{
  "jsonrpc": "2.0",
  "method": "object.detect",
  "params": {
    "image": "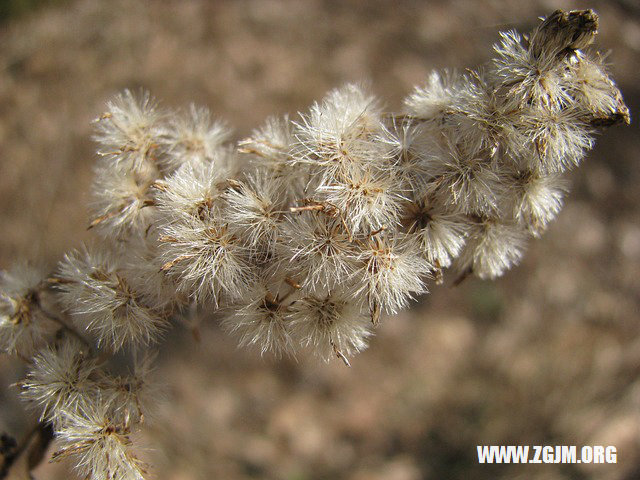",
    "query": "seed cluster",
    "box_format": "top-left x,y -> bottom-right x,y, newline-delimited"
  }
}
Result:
0,10 -> 628,480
